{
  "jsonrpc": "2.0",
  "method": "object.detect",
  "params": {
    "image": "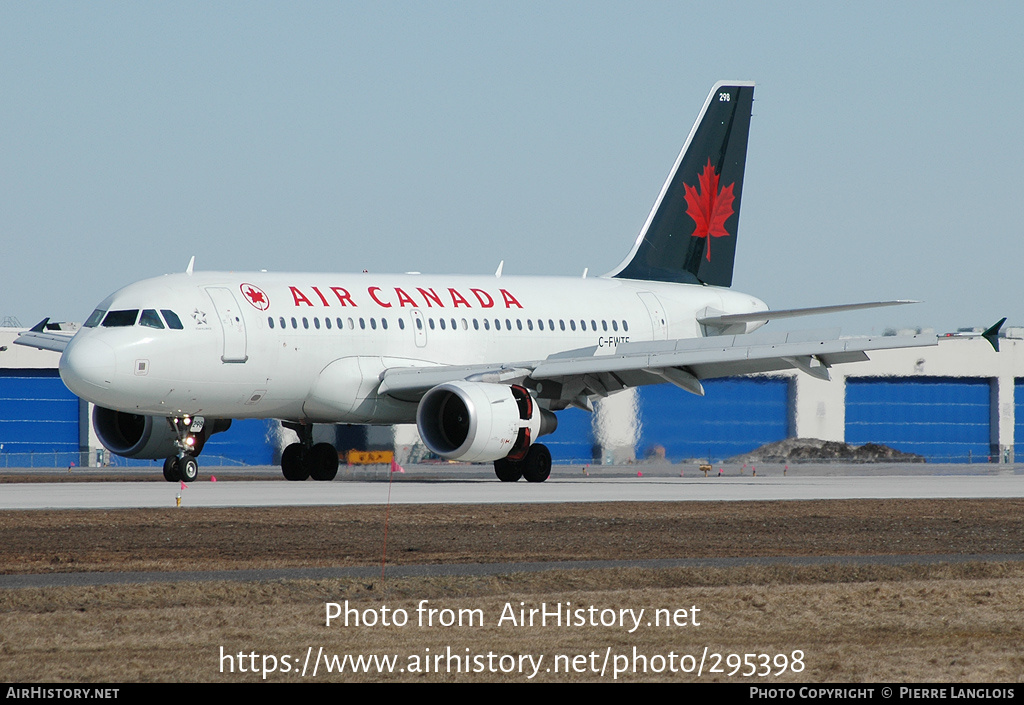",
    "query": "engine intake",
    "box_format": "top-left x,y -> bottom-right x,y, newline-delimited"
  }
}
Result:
416,381 -> 556,463
92,406 -> 231,459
